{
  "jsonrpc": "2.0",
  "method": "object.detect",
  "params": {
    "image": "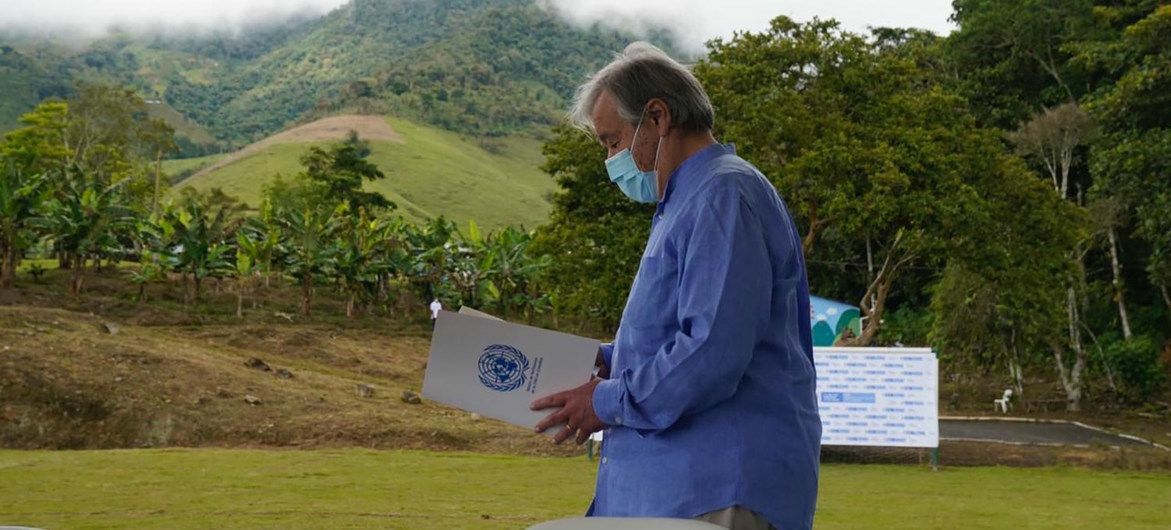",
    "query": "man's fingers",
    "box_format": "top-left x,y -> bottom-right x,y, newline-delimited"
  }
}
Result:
533,410 -> 567,433
530,392 -> 567,411
552,425 -> 577,445
575,429 -> 590,445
